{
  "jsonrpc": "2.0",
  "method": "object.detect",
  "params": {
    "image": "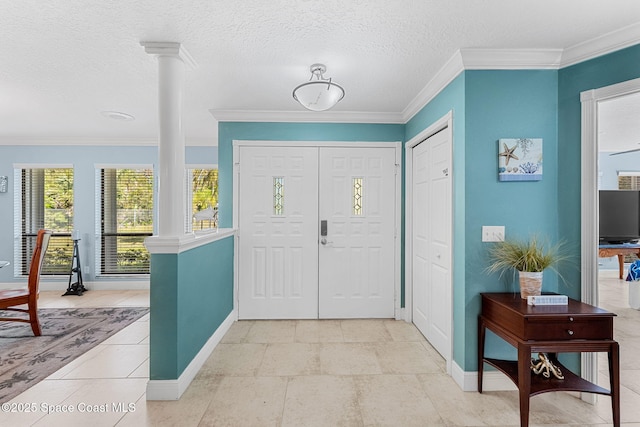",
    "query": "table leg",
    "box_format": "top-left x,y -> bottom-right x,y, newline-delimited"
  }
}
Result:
609,342 -> 620,427
478,316 -> 486,393
618,254 -> 624,280
517,343 -> 531,427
